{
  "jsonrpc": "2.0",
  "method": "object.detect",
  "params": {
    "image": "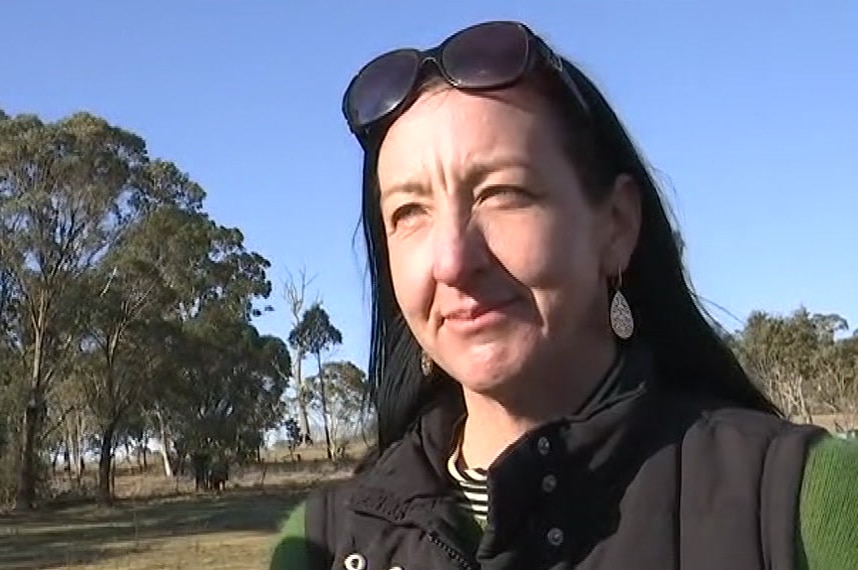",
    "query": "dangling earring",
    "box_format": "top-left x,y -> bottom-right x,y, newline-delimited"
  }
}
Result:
420,350 -> 434,377
610,270 -> 634,340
